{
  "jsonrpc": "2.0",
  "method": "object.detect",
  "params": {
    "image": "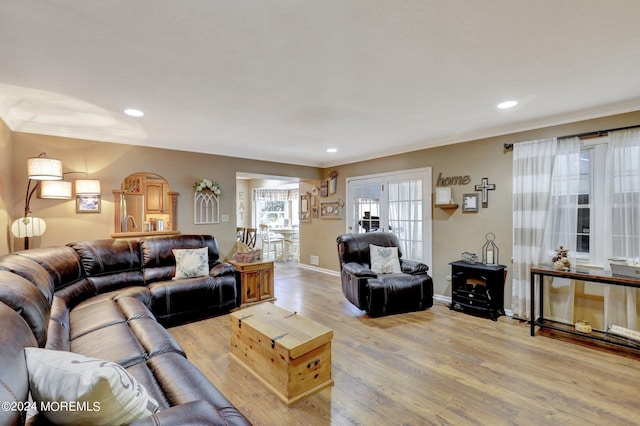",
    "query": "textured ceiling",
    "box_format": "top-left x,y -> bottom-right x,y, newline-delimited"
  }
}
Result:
1,1 -> 640,167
